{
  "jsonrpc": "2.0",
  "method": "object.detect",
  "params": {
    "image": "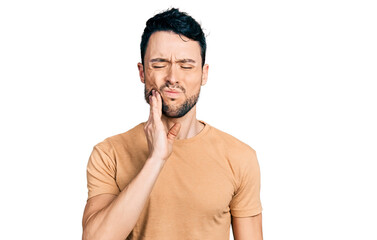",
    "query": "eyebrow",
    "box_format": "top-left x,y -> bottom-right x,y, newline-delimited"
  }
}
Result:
150,58 -> 169,63
149,58 -> 196,64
